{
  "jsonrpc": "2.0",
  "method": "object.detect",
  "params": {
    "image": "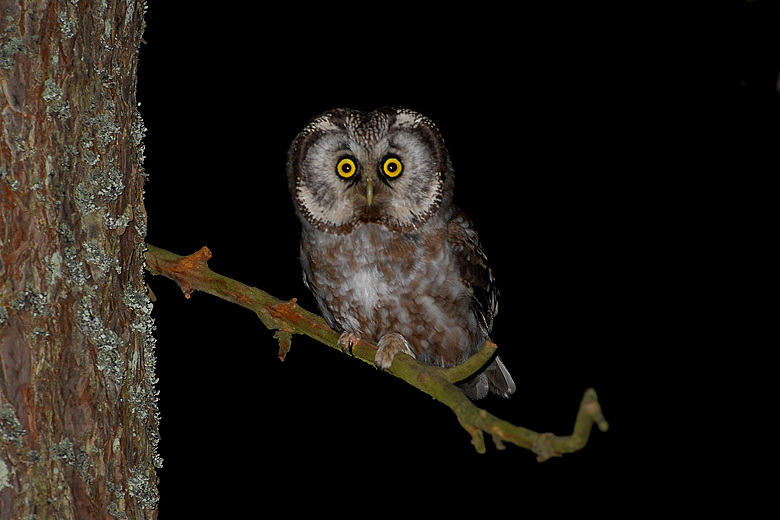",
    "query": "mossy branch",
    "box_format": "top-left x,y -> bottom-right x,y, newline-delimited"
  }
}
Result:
144,244 -> 608,460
